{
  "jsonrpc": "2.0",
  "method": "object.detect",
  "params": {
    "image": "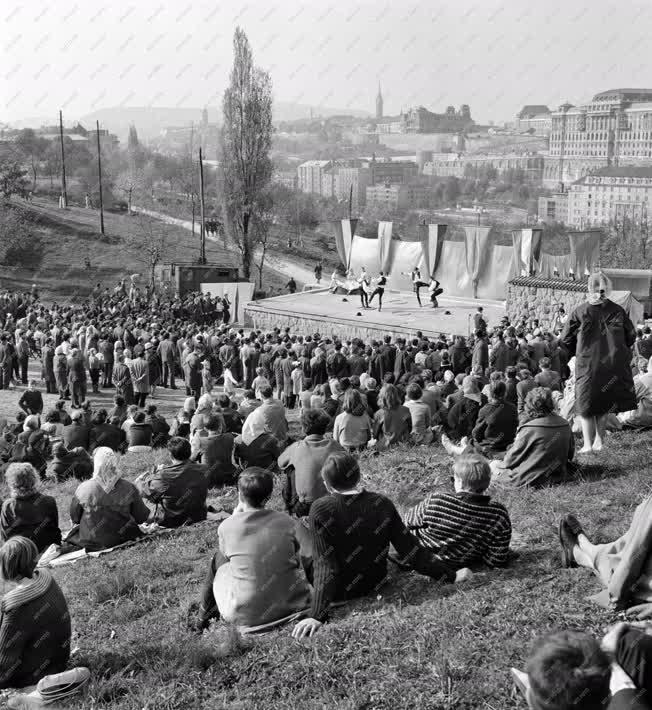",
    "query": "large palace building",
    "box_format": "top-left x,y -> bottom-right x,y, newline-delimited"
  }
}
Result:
543,88 -> 652,188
